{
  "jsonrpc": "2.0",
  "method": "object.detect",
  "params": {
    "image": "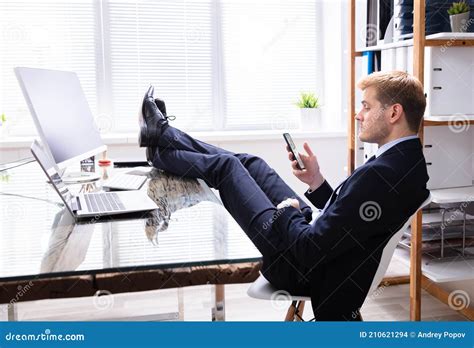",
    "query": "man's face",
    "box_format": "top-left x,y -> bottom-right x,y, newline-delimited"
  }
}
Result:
356,86 -> 390,144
